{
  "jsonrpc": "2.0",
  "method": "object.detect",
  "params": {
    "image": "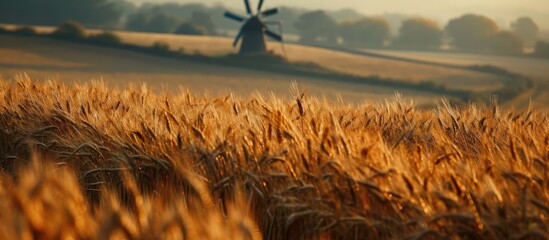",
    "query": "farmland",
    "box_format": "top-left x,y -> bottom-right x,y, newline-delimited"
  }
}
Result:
363,49 -> 549,106
113,31 -> 505,92
0,34 -> 443,105
0,20 -> 548,240
0,79 -> 548,239
365,49 -> 549,81
1,24 -> 509,96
